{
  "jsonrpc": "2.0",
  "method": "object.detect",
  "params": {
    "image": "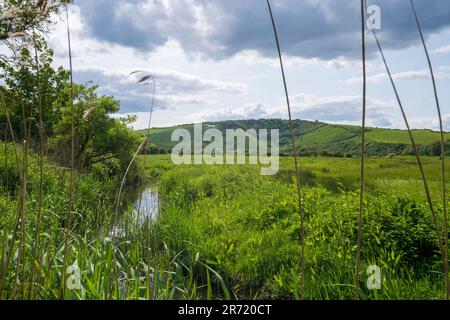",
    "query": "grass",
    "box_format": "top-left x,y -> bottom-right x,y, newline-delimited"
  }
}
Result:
0,145 -> 197,299
1,0 -> 449,301
1,148 -> 449,299
136,120 -> 450,156
140,154 -> 449,299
